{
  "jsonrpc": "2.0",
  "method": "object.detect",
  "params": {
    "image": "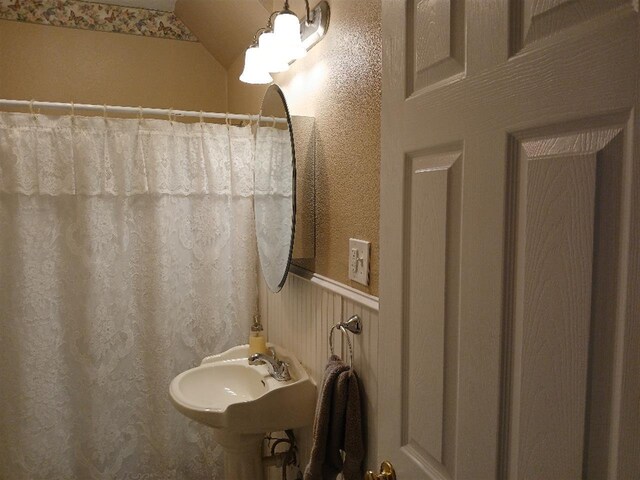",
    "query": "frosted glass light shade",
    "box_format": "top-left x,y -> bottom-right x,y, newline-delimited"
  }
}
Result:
258,32 -> 290,73
239,46 -> 273,85
274,11 -> 306,62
